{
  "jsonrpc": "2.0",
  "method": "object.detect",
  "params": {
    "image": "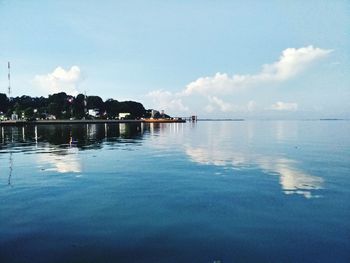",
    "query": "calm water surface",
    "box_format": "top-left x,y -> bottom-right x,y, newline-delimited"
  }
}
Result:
0,121 -> 349,262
